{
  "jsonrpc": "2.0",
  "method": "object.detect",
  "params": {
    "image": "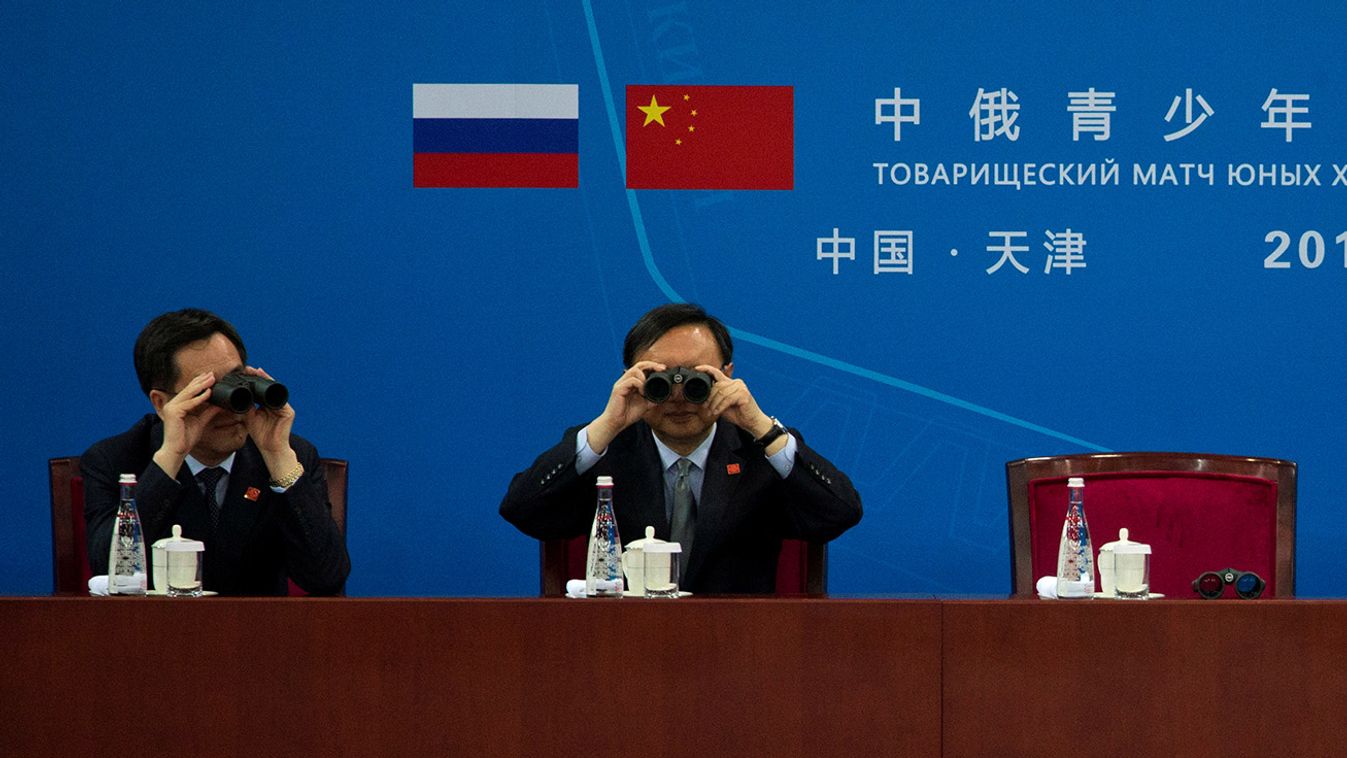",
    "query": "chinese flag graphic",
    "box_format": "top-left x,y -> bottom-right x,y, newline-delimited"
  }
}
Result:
625,85 -> 793,190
